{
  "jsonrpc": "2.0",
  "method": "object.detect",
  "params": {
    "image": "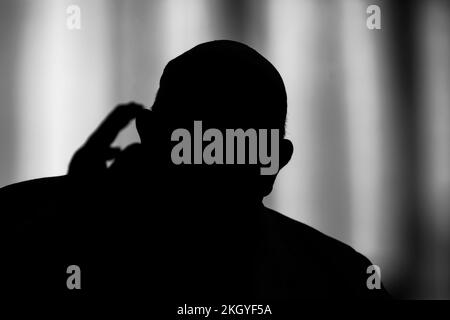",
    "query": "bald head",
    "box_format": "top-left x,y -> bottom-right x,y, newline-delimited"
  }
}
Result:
152,40 -> 287,136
